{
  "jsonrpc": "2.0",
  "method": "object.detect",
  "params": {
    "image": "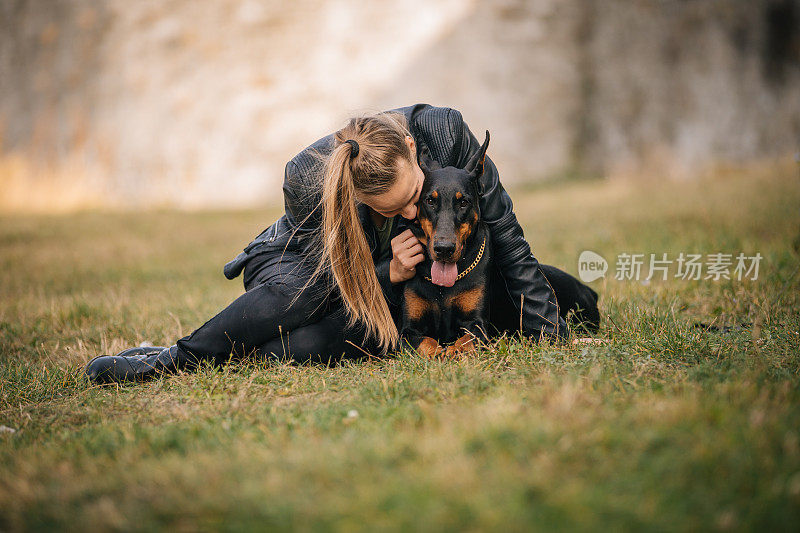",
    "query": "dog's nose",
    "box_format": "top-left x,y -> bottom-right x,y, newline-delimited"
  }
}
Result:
433,241 -> 456,258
